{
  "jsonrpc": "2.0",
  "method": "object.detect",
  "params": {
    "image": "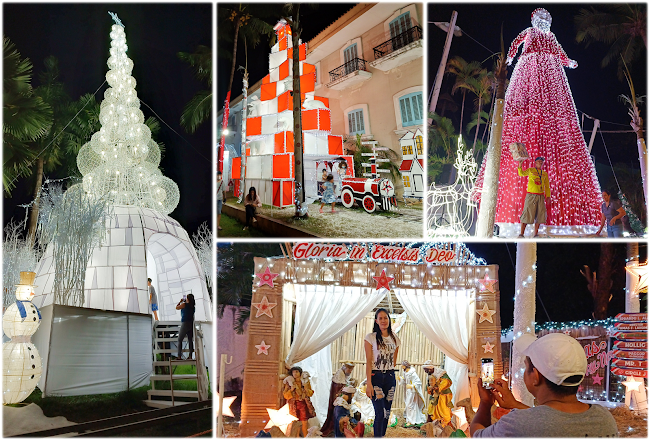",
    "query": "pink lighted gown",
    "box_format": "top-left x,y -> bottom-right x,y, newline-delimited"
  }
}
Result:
474,26 -> 602,229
